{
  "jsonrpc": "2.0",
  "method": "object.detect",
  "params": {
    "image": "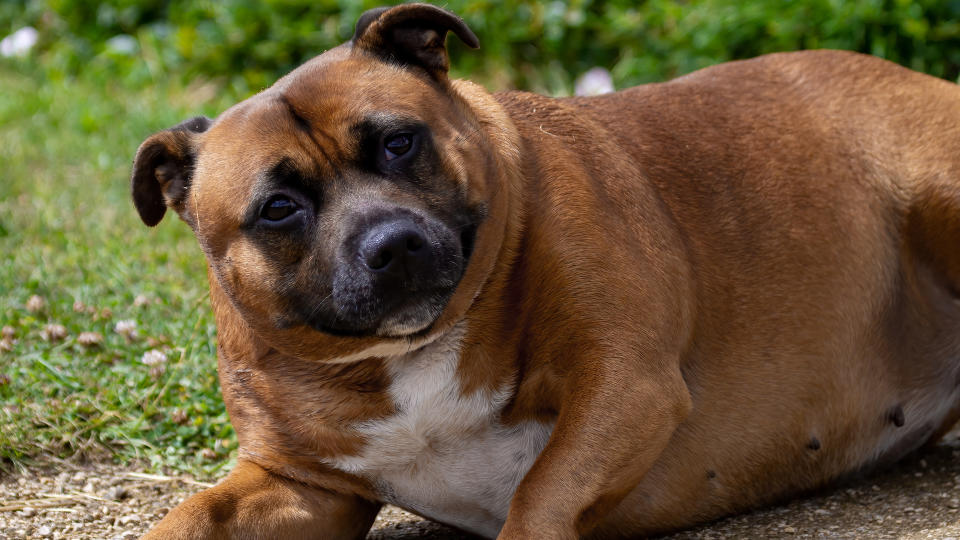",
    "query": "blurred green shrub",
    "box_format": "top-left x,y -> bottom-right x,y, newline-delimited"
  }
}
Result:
3,0 -> 960,94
